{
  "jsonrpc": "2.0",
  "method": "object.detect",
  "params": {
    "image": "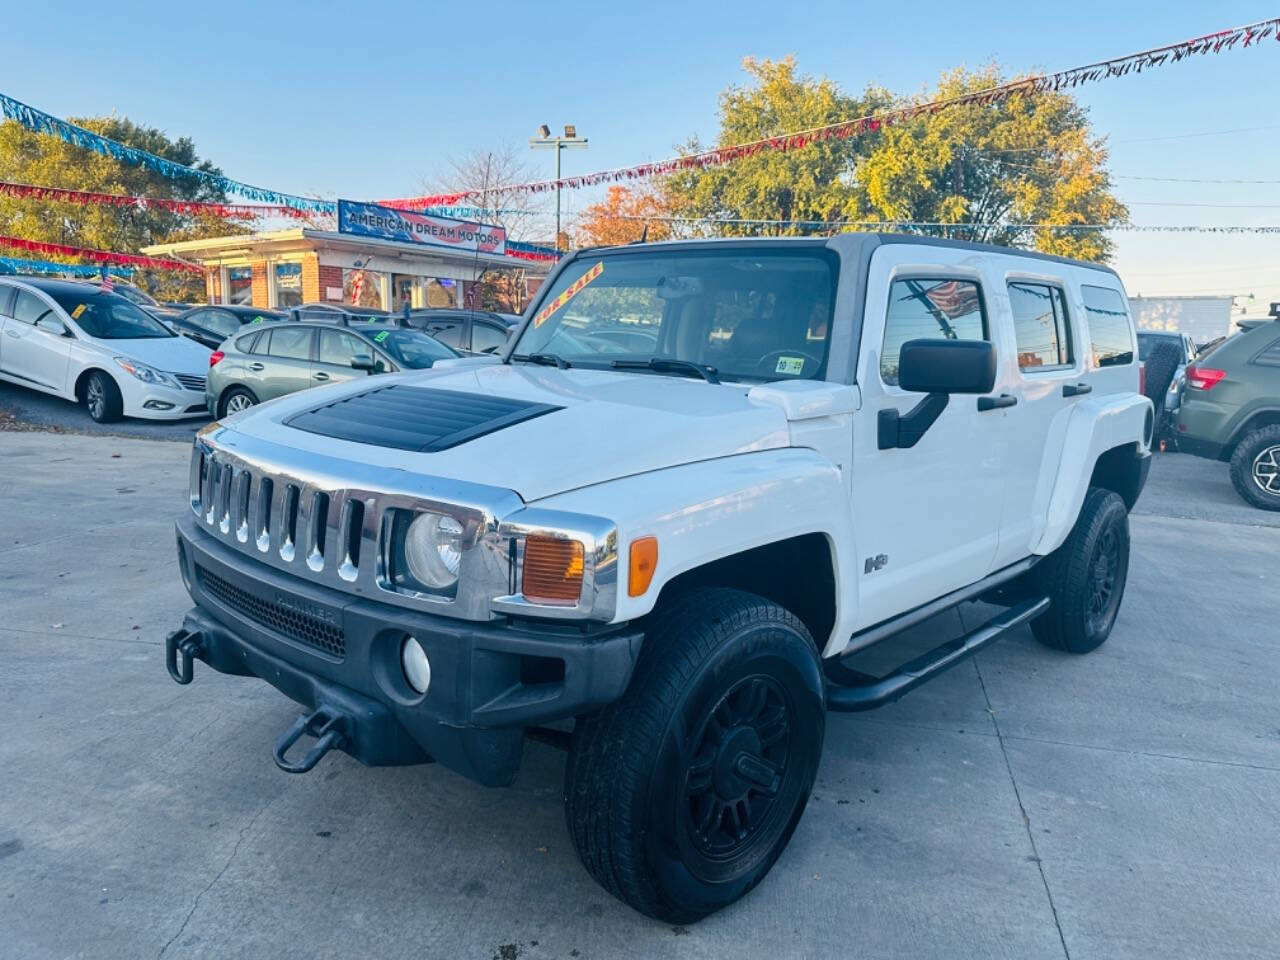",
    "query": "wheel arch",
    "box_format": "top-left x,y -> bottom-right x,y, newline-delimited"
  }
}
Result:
217,382 -> 258,416
1224,407 -> 1280,459
73,365 -> 117,402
